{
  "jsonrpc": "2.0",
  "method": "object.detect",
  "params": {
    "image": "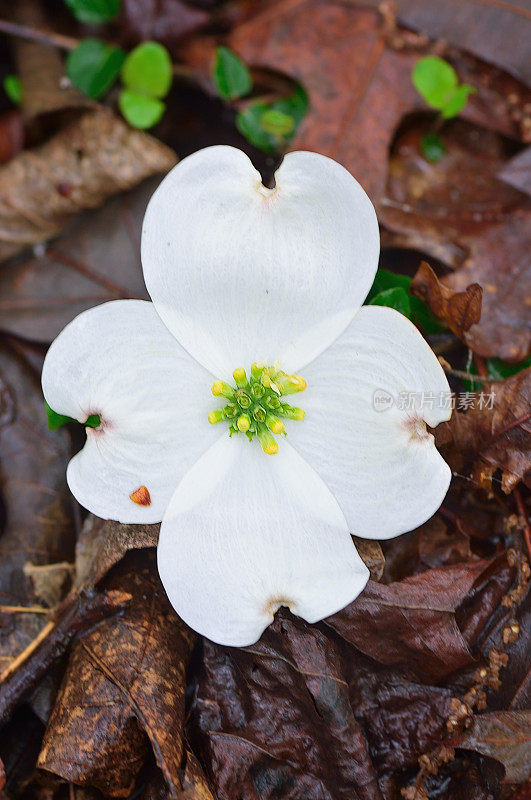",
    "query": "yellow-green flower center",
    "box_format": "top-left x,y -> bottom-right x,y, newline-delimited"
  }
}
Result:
208,362 -> 306,454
